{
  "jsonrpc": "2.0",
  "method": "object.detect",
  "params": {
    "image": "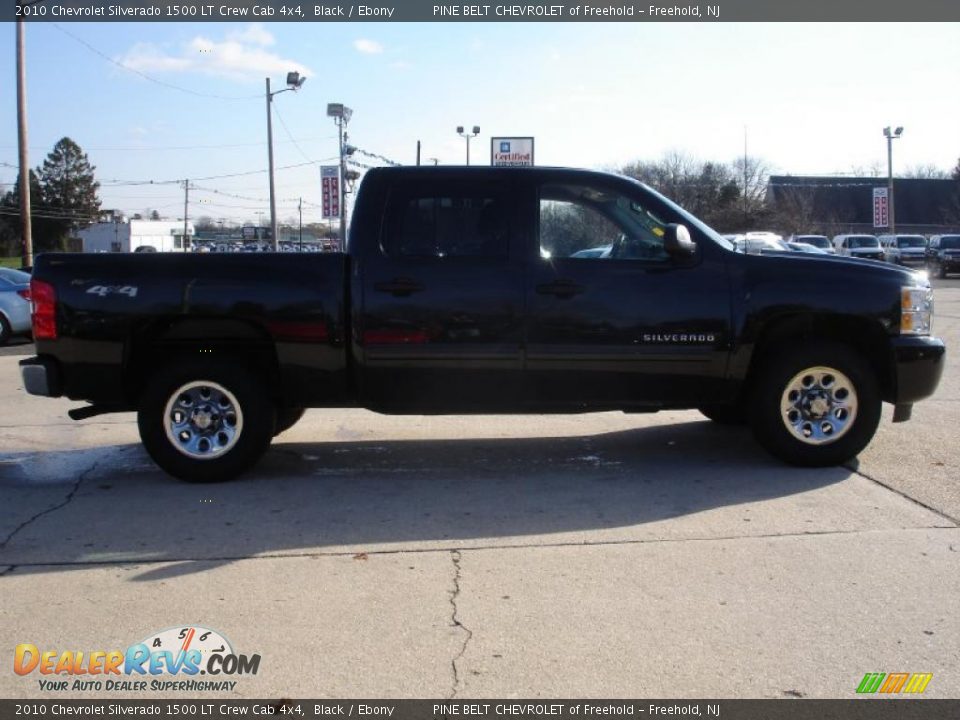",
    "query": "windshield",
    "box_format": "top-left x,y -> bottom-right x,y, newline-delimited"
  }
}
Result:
849,236 -> 879,248
897,236 -> 926,248
799,236 -> 830,248
941,236 -> 960,249
0,267 -> 30,284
